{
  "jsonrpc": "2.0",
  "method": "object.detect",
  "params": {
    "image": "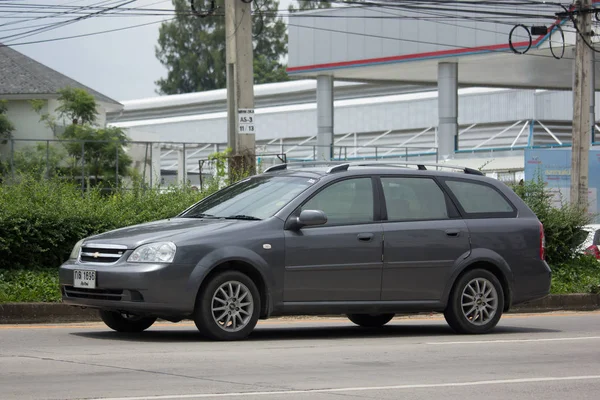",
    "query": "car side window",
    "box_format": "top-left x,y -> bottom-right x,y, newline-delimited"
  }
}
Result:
381,177 -> 449,221
444,179 -> 515,215
301,178 -> 374,225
